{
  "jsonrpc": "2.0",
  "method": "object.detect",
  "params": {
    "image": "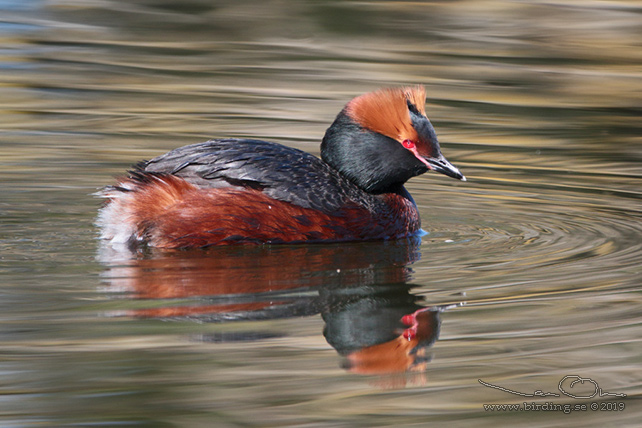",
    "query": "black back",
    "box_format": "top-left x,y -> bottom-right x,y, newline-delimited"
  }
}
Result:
139,139 -> 373,213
